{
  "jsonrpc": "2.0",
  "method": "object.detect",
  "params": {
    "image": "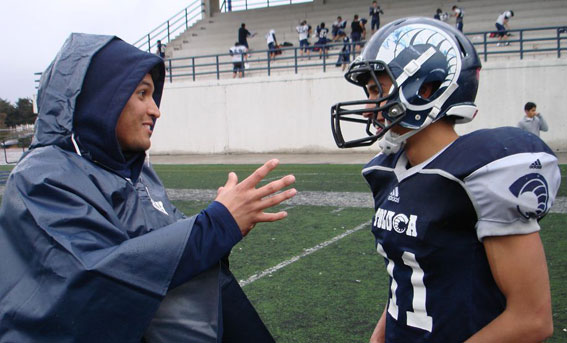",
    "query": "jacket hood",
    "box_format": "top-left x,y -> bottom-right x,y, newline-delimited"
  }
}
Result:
32,33 -> 165,180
